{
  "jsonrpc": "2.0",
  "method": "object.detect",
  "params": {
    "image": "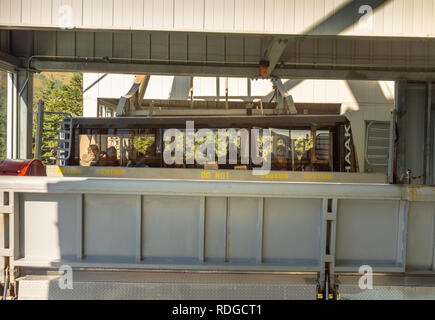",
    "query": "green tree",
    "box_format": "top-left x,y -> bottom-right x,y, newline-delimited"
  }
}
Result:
133,136 -> 155,154
34,73 -> 83,163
